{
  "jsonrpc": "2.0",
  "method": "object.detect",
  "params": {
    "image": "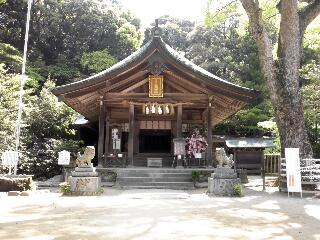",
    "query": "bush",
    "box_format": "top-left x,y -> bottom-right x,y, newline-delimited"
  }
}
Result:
191,170 -> 201,183
96,187 -> 104,195
59,182 -> 71,195
18,80 -> 82,180
233,183 -> 243,197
